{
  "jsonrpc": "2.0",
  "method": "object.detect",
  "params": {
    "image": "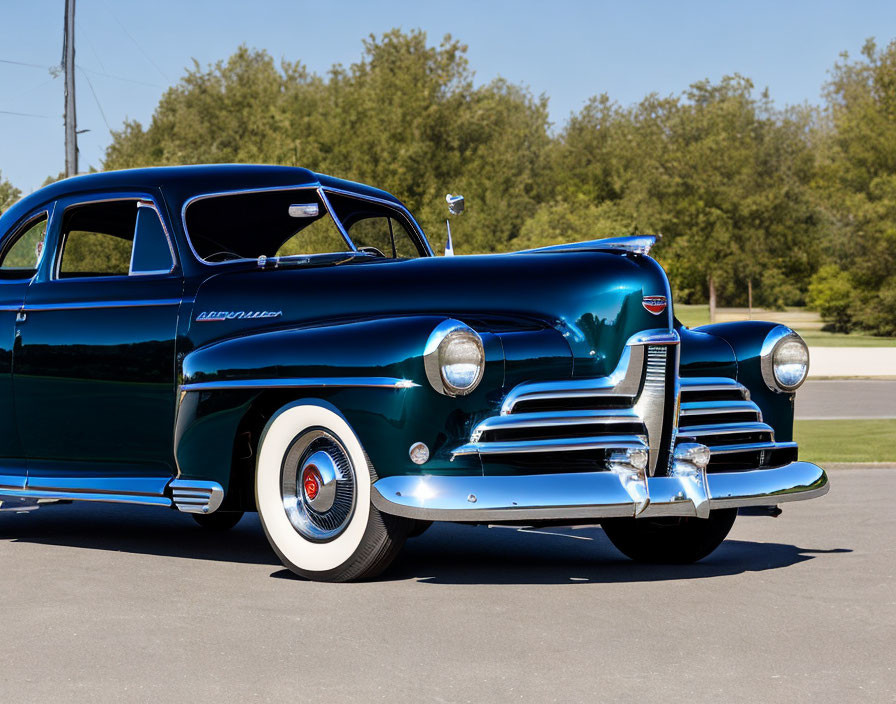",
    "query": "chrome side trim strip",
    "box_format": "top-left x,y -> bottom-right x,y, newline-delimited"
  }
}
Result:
452,435 -> 648,457
170,479 -> 224,514
25,298 -> 181,312
0,474 -> 27,491
180,376 -> 419,392
0,486 -> 172,507
370,461 -> 829,522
